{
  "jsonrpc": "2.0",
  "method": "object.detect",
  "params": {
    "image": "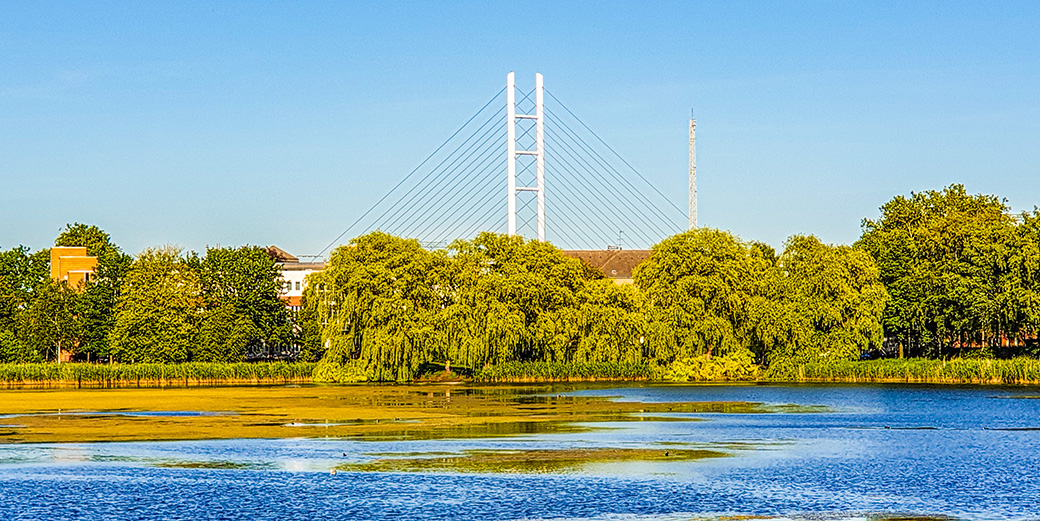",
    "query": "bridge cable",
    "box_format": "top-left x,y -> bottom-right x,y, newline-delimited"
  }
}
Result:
540,145 -> 642,245
379,88 -> 537,244
384,116 -> 505,236
546,89 -> 687,217
315,87 -> 505,257
408,111 -> 539,242
375,103 -> 506,235
545,122 -> 677,240
545,107 -> 680,230
544,140 -> 662,245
